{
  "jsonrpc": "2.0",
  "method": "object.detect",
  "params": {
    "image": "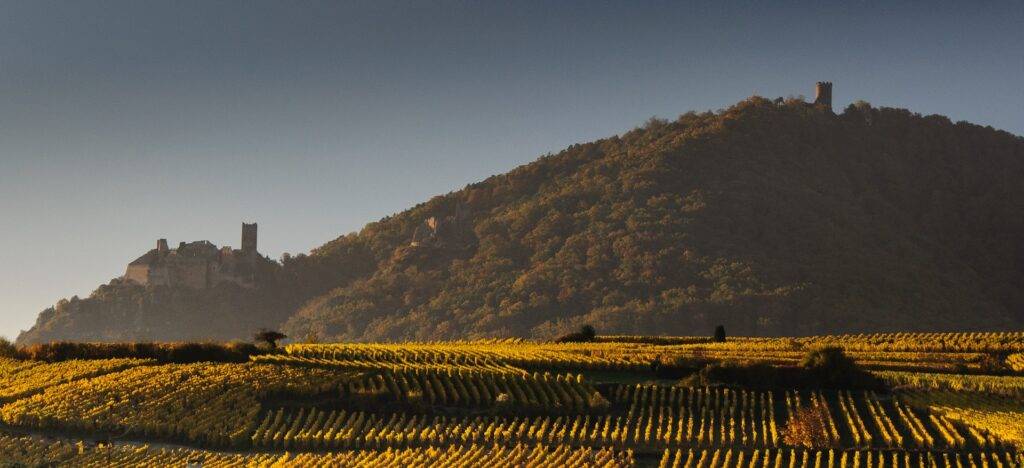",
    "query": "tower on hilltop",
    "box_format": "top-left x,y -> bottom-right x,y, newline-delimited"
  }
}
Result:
241,223 -> 258,255
813,81 -> 833,110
